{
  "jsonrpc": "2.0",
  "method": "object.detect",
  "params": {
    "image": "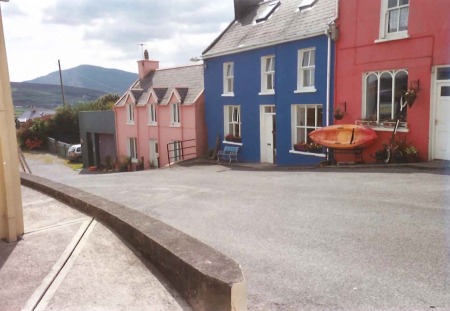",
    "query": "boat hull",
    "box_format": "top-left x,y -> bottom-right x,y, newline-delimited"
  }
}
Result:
308,125 -> 377,149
